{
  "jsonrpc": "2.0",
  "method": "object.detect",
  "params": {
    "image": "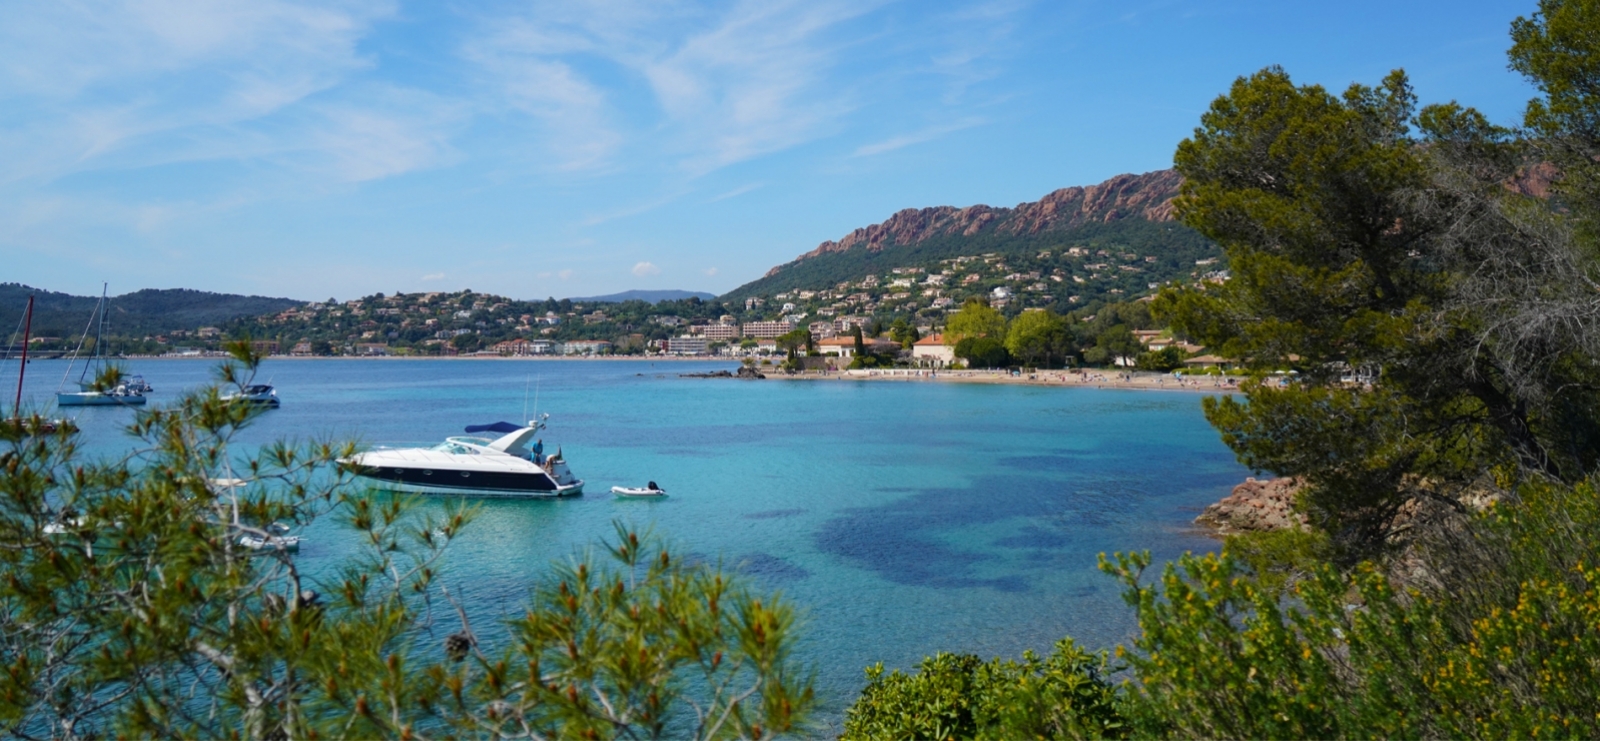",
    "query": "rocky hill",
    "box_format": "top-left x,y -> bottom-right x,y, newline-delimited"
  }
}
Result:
723,170 -> 1206,301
